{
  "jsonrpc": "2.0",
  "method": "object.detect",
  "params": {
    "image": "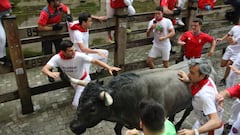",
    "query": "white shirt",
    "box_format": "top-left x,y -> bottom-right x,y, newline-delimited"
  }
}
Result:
192,78 -> 224,135
192,78 -> 222,123
68,20 -> 89,52
47,52 -> 93,79
147,17 -> 174,48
